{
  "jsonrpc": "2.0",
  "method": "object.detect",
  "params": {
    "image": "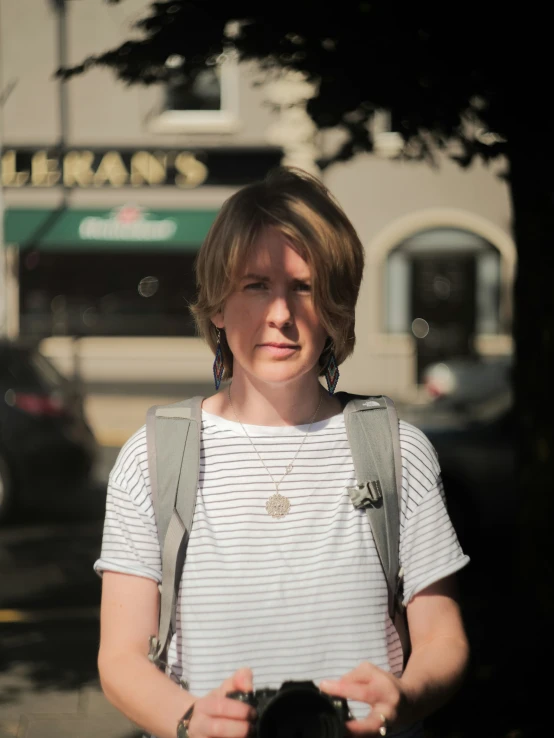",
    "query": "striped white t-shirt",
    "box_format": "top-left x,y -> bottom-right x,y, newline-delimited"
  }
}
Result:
95,410 -> 469,737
